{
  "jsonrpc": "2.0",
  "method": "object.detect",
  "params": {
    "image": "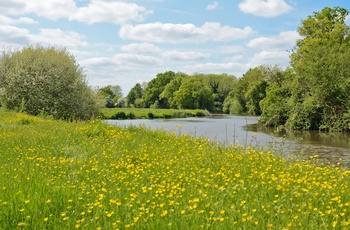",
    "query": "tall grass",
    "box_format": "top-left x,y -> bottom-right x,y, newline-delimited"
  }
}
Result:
0,111 -> 349,229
